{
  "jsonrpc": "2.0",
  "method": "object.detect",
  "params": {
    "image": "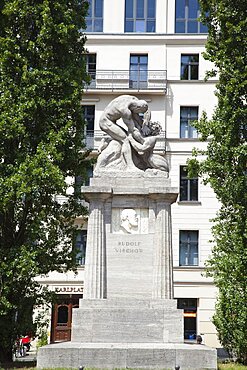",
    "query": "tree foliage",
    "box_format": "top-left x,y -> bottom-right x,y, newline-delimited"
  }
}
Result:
190,0 -> 247,363
0,0 -> 89,362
